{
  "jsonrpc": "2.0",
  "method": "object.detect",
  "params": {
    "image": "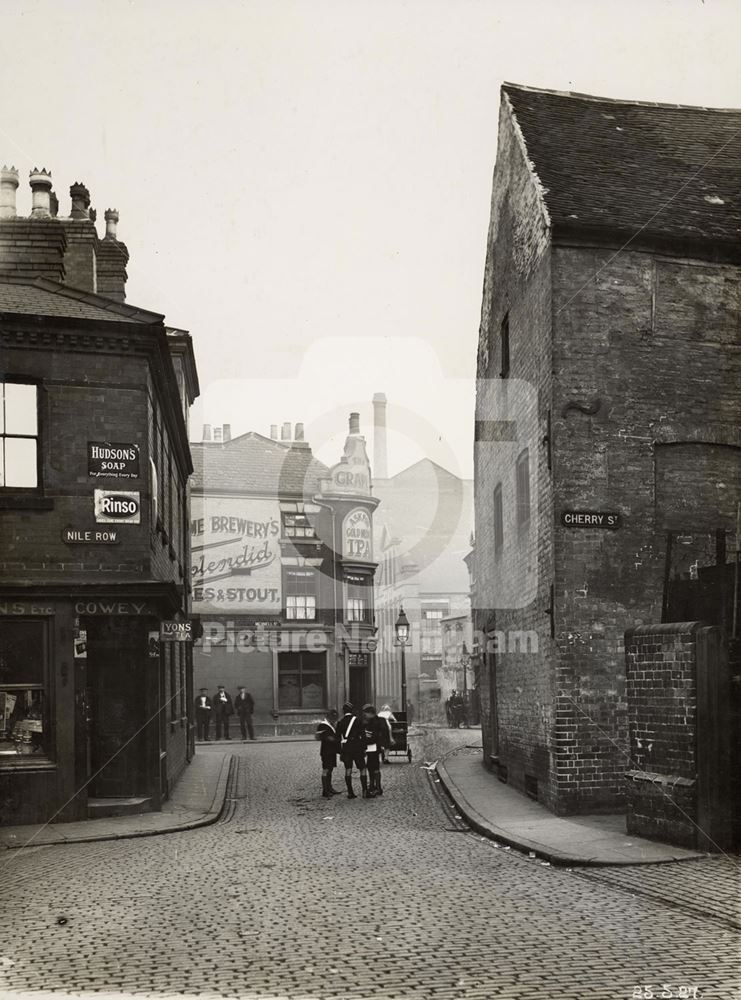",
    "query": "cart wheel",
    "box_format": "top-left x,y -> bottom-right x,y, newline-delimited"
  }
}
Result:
407,749 -> 412,762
